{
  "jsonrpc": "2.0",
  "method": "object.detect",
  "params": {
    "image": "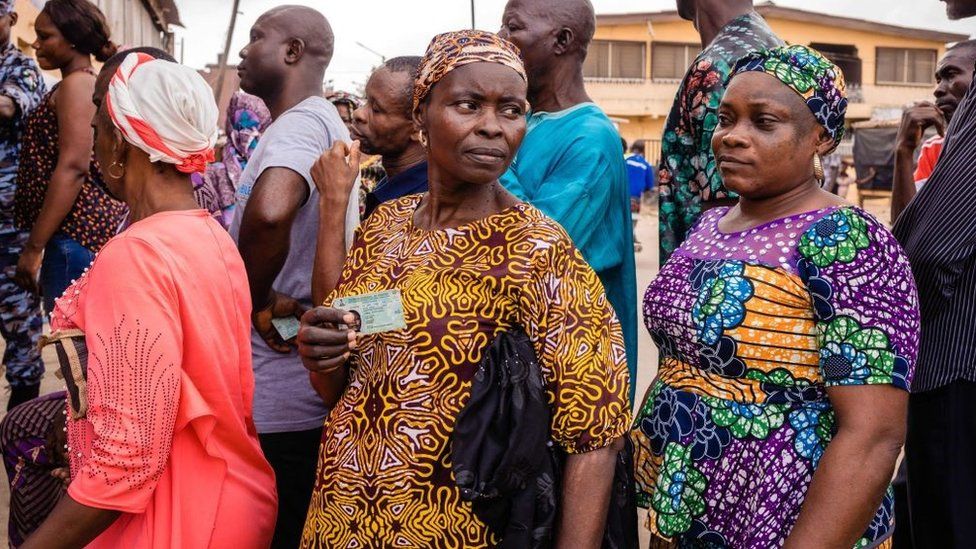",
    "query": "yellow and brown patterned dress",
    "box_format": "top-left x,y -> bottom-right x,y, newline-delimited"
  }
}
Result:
301,194 -> 631,548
